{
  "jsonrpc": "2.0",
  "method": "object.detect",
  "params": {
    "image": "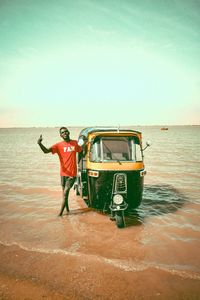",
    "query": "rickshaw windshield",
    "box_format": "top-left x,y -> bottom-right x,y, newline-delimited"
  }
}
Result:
90,136 -> 142,162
